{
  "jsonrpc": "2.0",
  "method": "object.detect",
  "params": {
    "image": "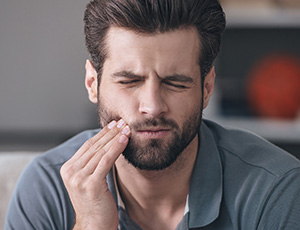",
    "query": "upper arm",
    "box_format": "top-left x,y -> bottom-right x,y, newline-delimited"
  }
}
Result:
257,168 -> 300,230
5,159 -> 74,230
